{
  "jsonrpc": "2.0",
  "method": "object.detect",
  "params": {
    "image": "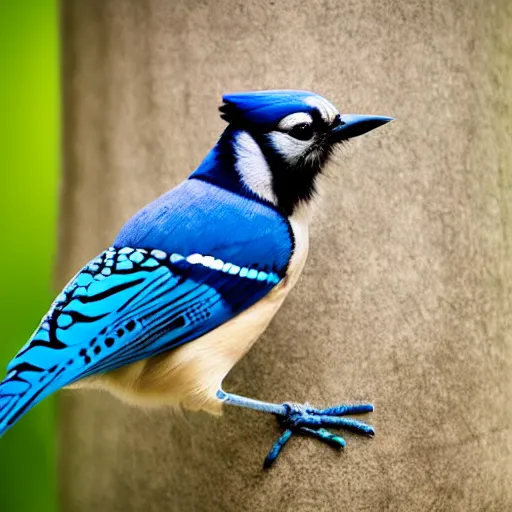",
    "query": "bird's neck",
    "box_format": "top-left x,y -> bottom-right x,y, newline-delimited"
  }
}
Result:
189,127 -> 321,217
188,128 -> 276,207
